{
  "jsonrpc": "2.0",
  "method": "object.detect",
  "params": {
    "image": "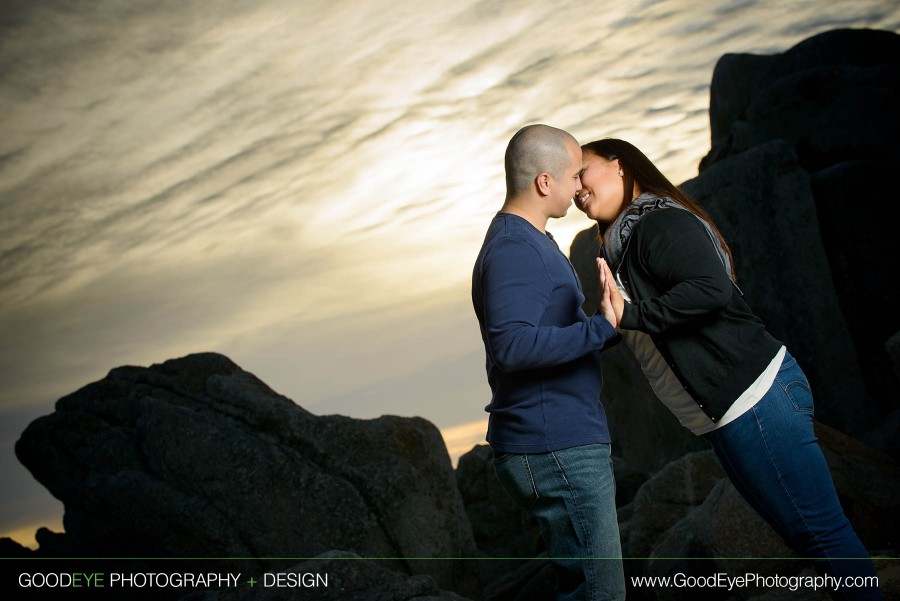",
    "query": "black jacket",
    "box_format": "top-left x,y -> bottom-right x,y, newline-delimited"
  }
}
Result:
616,208 -> 782,421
